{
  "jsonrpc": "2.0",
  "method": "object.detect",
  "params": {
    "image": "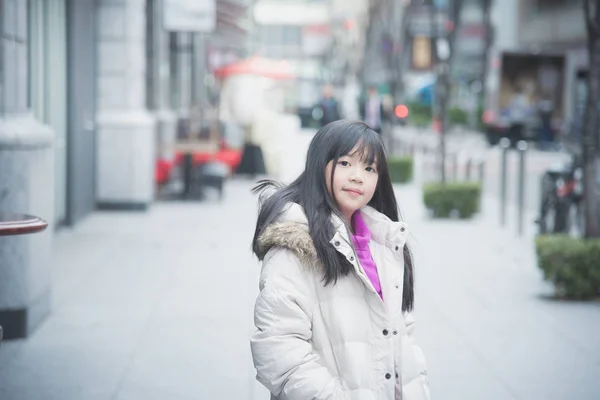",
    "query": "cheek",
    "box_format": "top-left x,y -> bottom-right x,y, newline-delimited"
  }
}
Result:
365,176 -> 379,198
333,172 -> 347,191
